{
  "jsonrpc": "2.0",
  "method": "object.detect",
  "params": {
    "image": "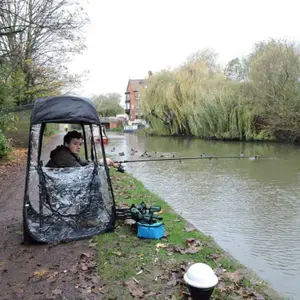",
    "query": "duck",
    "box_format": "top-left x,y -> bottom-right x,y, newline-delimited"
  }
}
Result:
119,152 -> 125,156
200,153 -> 205,157
141,150 -> 148,157
239,152 -> 244,157
248,156 -> 257,161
